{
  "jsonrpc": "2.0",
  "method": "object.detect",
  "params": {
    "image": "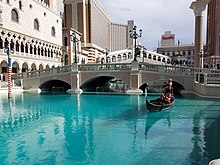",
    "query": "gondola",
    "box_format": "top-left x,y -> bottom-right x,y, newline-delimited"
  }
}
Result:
146,98 -> 175,112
